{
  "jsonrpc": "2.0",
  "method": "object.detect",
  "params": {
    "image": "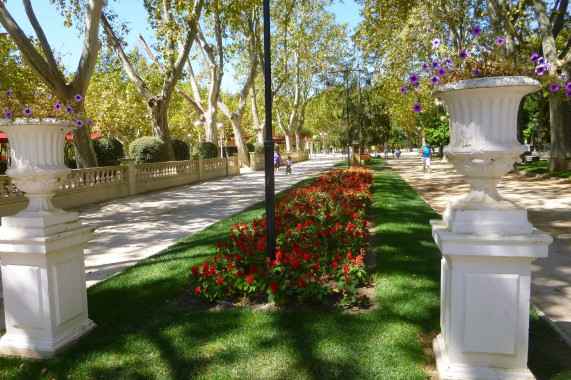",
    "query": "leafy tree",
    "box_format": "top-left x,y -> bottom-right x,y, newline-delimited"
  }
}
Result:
0,0 -> 103,167
85,48 -> 152,151
100,0 -> 205,161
